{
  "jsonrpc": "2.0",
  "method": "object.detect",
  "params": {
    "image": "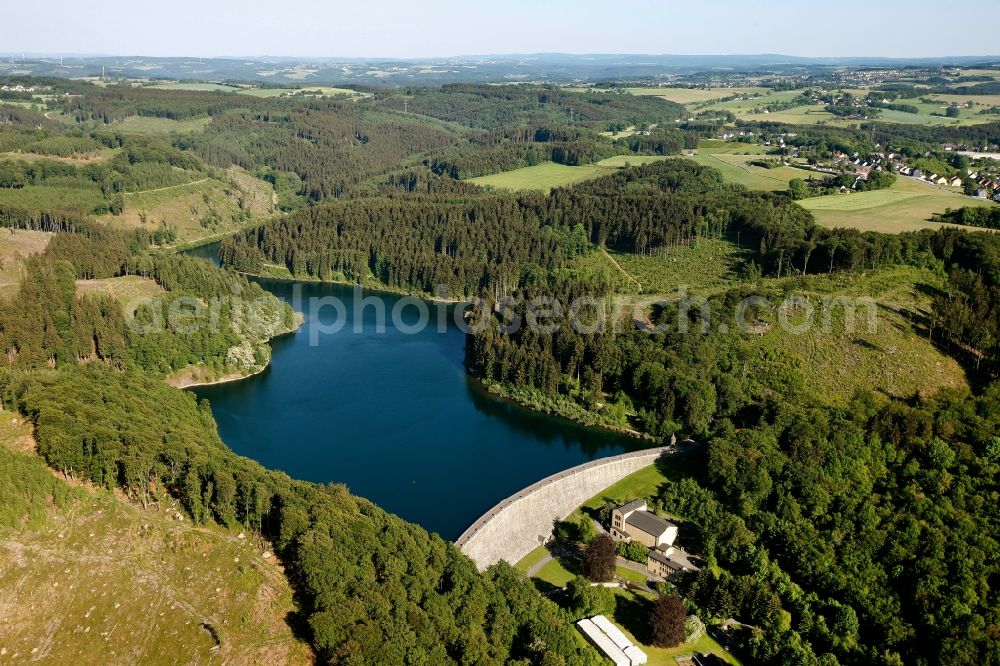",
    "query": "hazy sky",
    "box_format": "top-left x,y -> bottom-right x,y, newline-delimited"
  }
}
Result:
4,0 -> 998,59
